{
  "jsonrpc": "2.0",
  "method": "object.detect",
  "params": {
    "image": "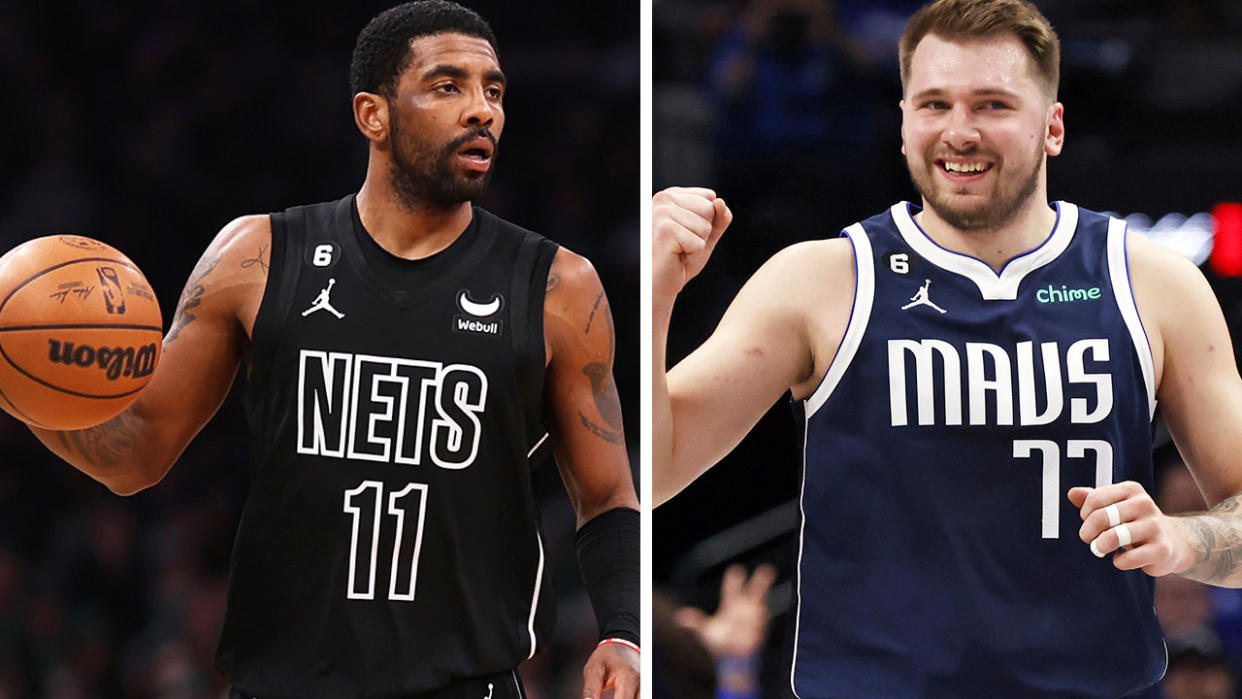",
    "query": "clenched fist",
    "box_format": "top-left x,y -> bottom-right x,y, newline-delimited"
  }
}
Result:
652,187 -> 732,311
